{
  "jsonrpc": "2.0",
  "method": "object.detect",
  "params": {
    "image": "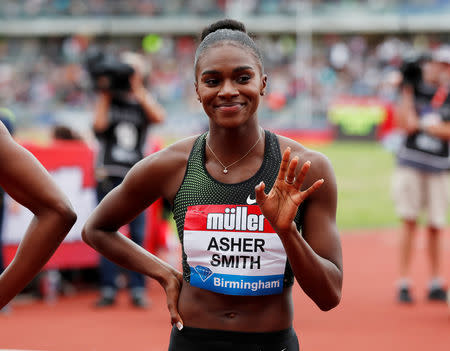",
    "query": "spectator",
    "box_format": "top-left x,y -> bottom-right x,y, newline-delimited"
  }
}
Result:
392,47 -> 450,303
91,51 -> 166,308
